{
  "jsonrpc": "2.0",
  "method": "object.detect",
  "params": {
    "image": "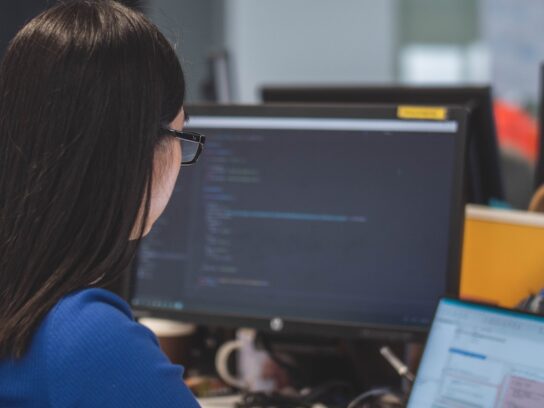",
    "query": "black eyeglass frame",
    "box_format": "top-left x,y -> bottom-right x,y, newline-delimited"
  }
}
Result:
159,128 -> 206,166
